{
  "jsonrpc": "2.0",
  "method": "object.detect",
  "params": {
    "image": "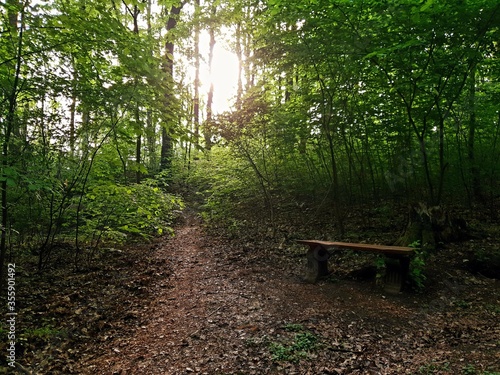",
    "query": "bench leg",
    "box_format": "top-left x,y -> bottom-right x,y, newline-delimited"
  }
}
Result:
384,256 -> 410,293
305,246 -> 330,283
